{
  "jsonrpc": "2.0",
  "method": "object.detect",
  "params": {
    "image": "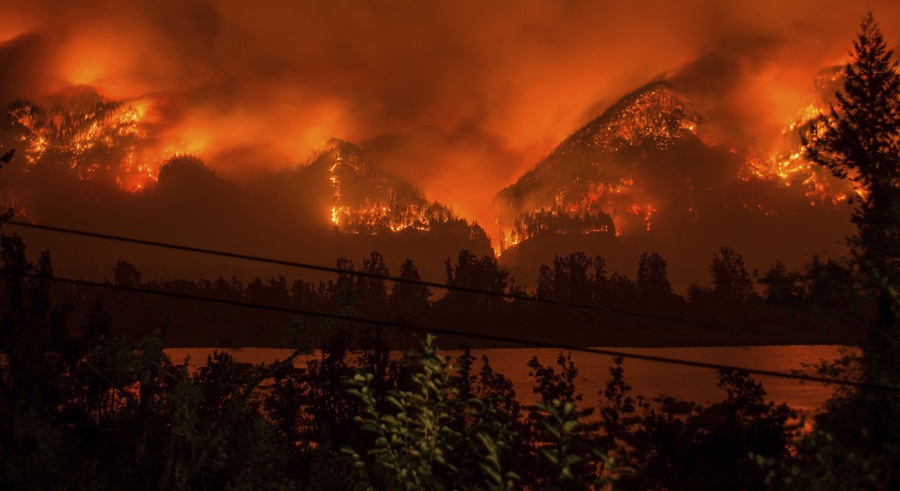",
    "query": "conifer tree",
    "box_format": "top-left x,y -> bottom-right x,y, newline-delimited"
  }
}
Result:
804,12 -> 900,328
636,252 -> 673,304
793,16 -> 900,487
